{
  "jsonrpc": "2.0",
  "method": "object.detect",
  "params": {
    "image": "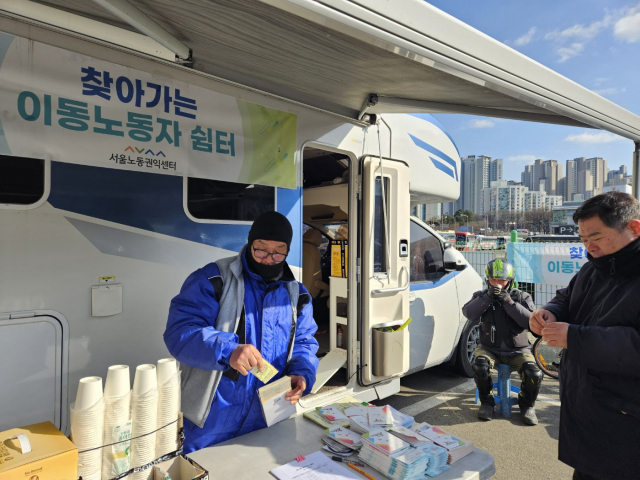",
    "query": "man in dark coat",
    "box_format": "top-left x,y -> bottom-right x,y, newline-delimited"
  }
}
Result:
530,191 -> 640,480
462,259 -> 540,425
